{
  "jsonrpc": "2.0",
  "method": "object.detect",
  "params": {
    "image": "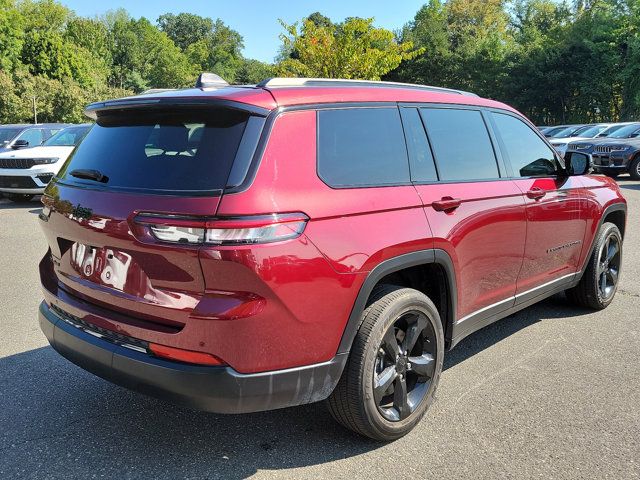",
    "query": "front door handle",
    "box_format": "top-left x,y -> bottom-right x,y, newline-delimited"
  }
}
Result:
432,197 -> 462,212
526,187 -> 546,200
